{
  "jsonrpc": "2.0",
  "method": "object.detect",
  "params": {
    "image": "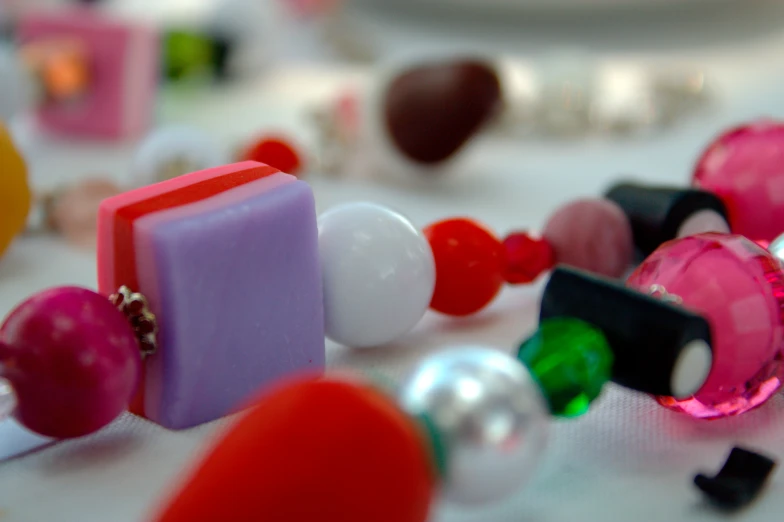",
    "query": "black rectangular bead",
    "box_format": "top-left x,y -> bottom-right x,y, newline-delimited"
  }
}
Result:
605,182 -> 728,258
540,265 -> 713,396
